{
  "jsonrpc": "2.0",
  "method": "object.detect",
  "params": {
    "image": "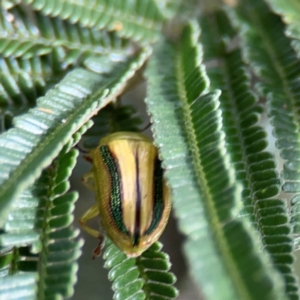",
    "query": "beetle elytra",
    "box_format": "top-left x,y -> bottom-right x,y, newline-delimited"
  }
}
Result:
79,132 -> 171,257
